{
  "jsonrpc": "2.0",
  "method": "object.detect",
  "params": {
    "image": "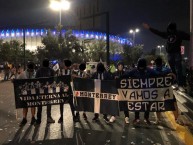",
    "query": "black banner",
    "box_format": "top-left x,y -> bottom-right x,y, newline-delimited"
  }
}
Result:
13,76 -> 72,108
117,76 -> 175,112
